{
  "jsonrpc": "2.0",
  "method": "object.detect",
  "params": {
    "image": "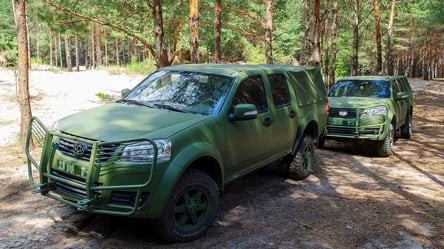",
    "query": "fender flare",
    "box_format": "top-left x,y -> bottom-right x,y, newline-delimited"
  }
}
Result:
145,142 -> 224,217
